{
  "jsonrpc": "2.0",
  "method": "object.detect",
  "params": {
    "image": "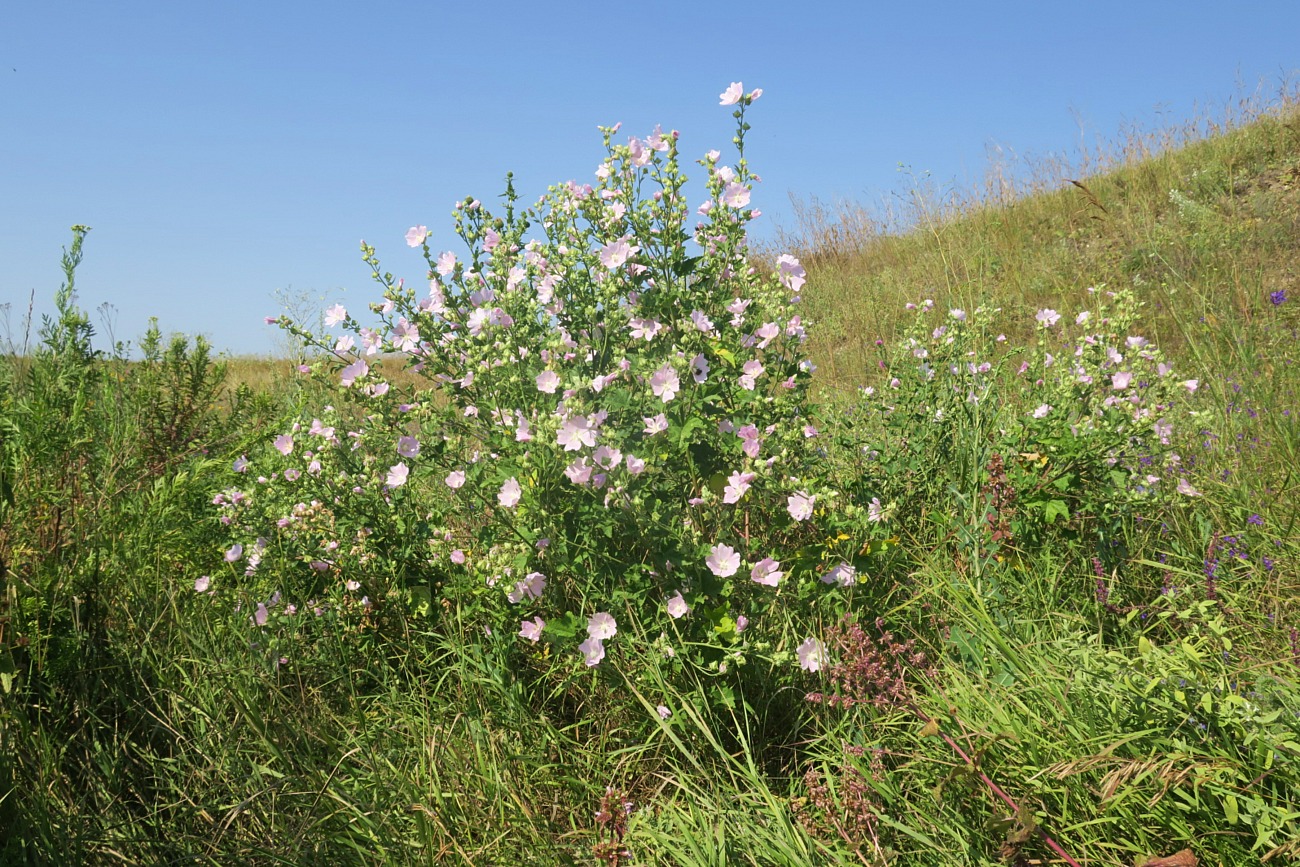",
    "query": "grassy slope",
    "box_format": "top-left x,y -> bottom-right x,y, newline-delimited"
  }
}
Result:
2,99 -> 1299,866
